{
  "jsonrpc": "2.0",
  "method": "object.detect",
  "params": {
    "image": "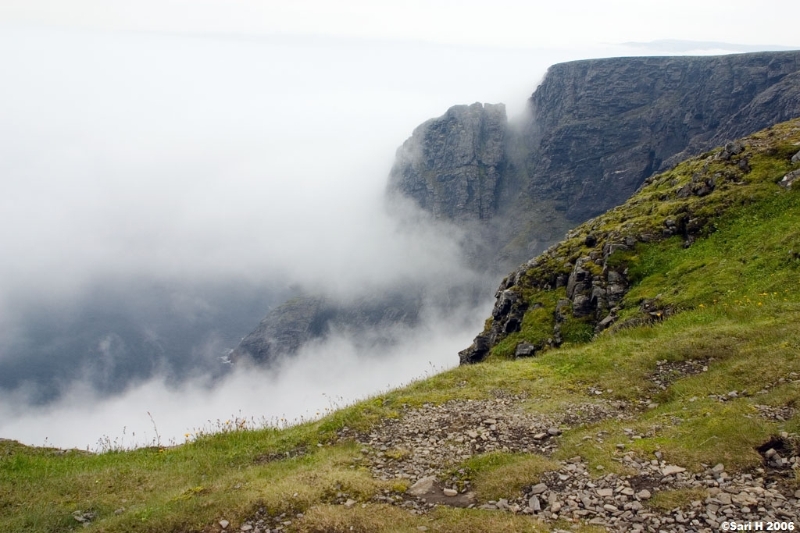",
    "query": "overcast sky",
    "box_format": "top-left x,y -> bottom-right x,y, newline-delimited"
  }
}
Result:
2,0 -> 799,48
1,1 -> 798,449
